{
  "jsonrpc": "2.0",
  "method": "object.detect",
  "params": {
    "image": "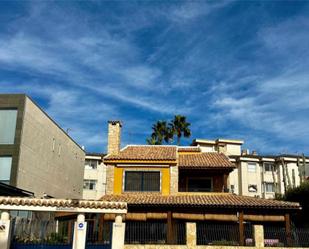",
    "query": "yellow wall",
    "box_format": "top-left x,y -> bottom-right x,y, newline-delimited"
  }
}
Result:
113,166 -> 170,195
